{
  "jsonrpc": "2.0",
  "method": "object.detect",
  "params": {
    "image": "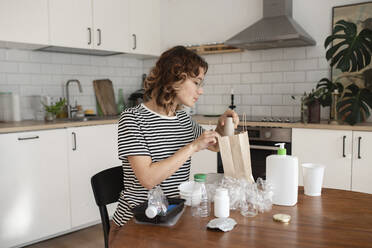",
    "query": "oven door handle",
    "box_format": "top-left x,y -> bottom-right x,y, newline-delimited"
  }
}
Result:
250,145 -> 280,151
